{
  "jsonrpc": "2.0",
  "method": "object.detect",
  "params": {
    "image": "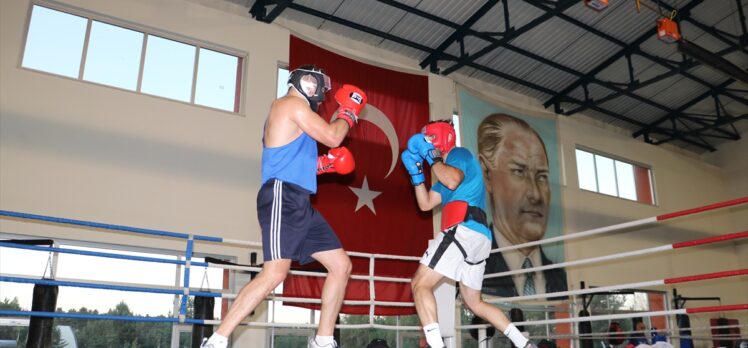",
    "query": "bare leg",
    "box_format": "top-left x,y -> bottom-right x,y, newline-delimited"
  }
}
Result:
215,259 -> 291,336
459,283 -> 511,331
410,265 -> 446,325
460,283 -> 529,348
310,248 -> 352,336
